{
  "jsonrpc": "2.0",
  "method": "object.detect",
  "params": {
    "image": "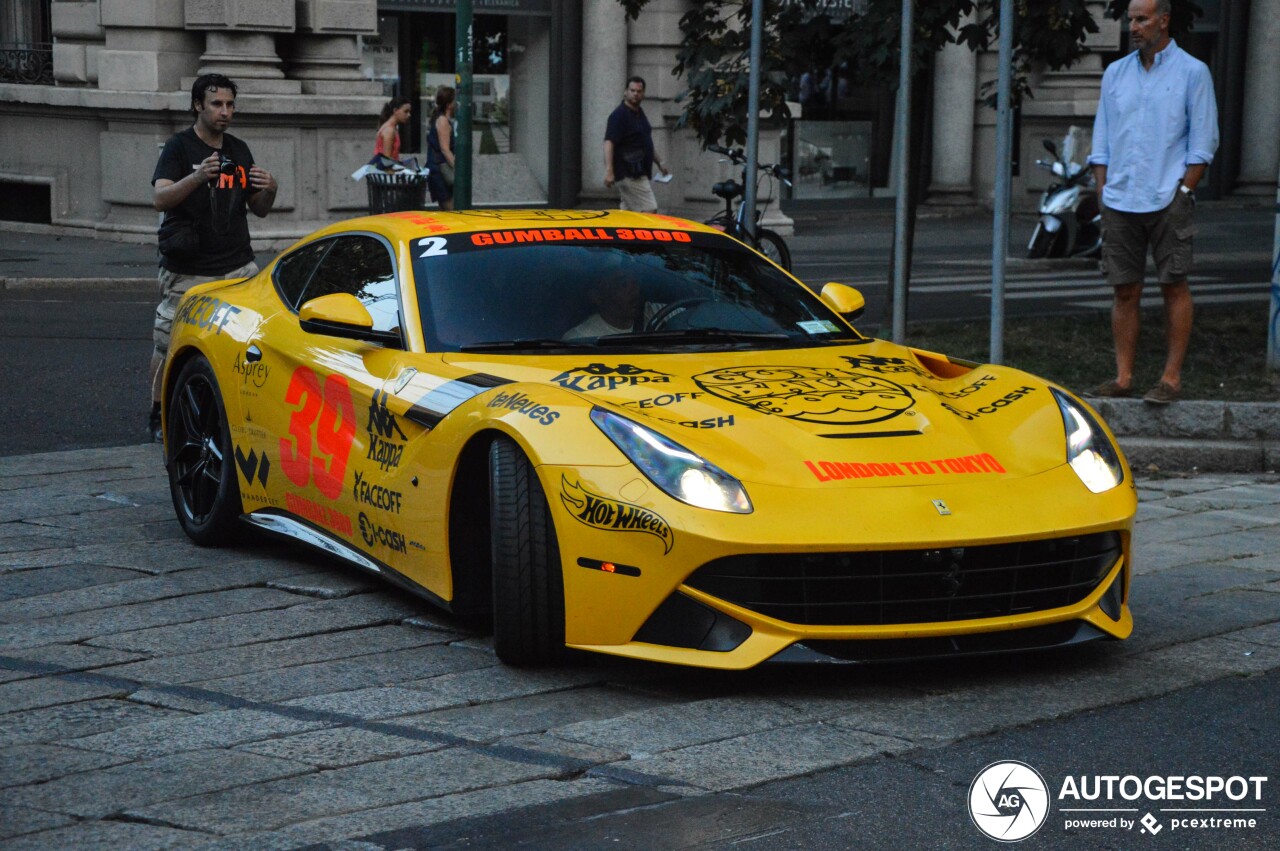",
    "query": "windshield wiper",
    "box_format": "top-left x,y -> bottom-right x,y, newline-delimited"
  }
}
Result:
595,328 -> 792,346
459,338 -> 593,353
